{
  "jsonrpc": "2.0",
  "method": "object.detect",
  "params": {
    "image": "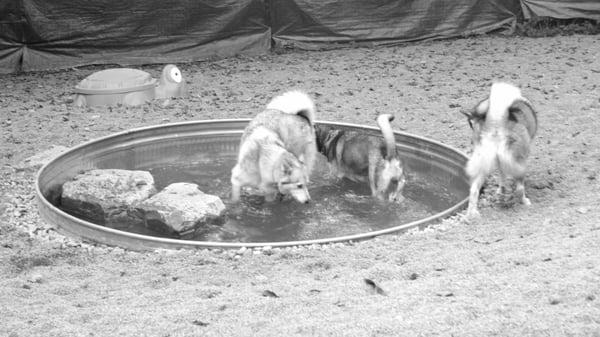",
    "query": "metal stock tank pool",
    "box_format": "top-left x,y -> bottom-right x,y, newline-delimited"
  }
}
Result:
36,120 -> 469,250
